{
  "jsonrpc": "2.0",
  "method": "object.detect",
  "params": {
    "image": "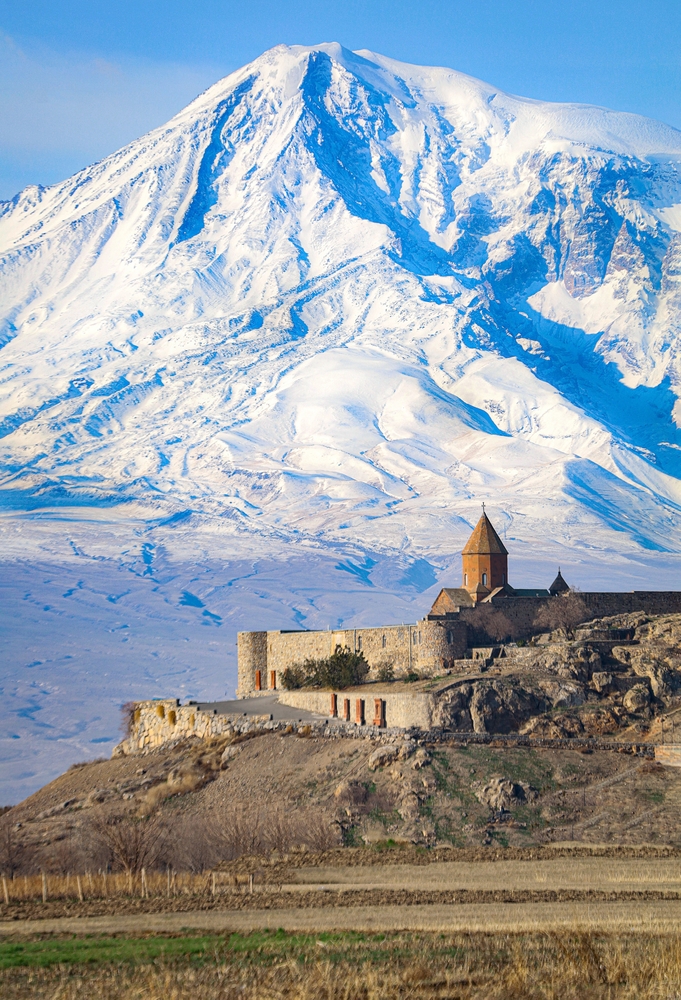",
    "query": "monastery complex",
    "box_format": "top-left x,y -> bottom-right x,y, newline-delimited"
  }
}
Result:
237,511 -> 681,701
118,510 -> 681,754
